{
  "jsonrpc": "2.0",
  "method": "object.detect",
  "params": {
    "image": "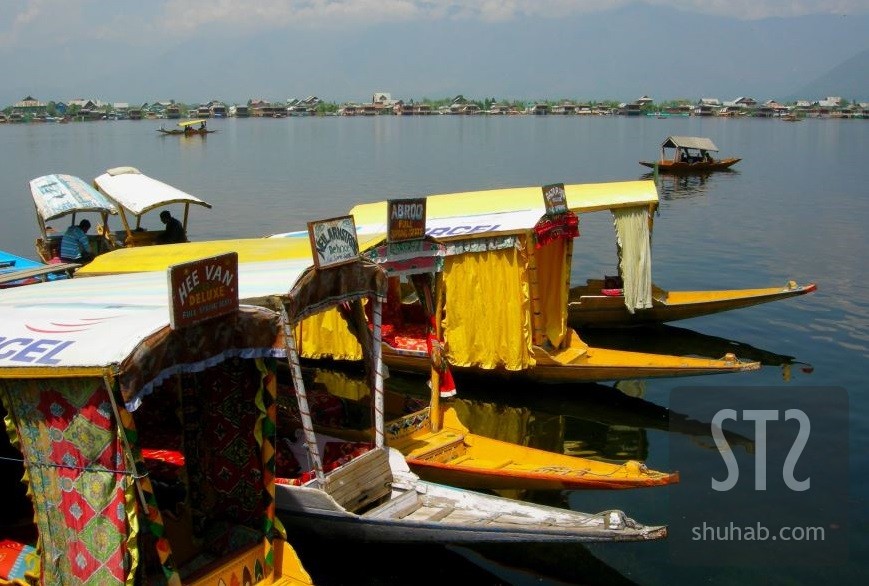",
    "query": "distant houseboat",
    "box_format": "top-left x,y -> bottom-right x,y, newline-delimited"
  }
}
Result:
165,105 -> 181,119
